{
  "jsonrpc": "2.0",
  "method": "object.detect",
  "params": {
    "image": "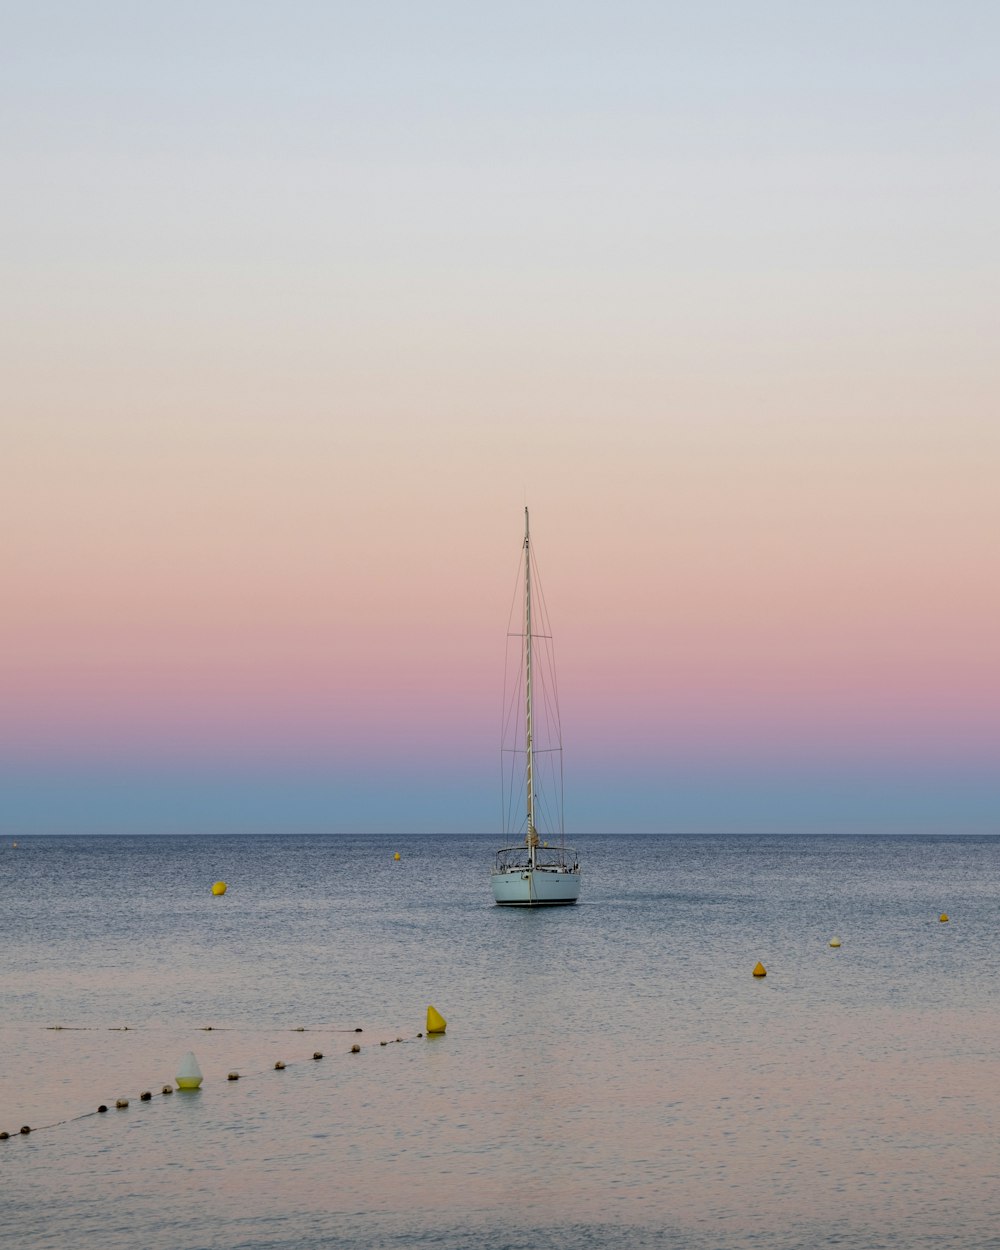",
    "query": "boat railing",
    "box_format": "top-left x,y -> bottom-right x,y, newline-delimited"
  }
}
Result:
492,844 -> 580,873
